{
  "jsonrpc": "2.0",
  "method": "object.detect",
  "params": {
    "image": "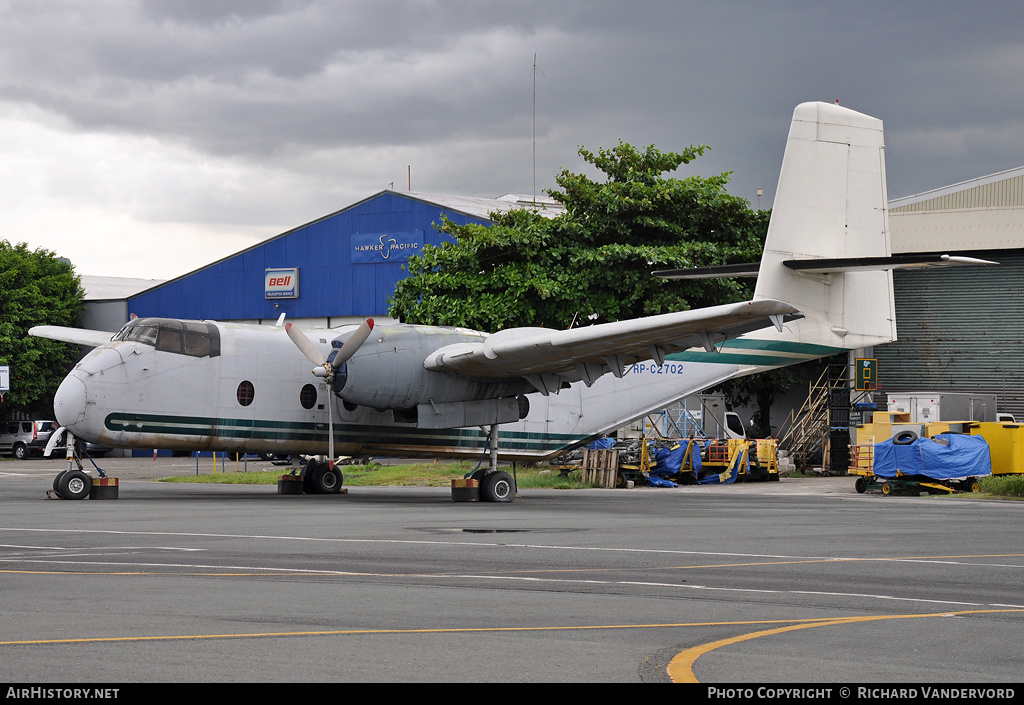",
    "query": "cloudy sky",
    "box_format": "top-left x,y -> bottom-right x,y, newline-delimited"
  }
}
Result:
2,1 -> 1023,280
